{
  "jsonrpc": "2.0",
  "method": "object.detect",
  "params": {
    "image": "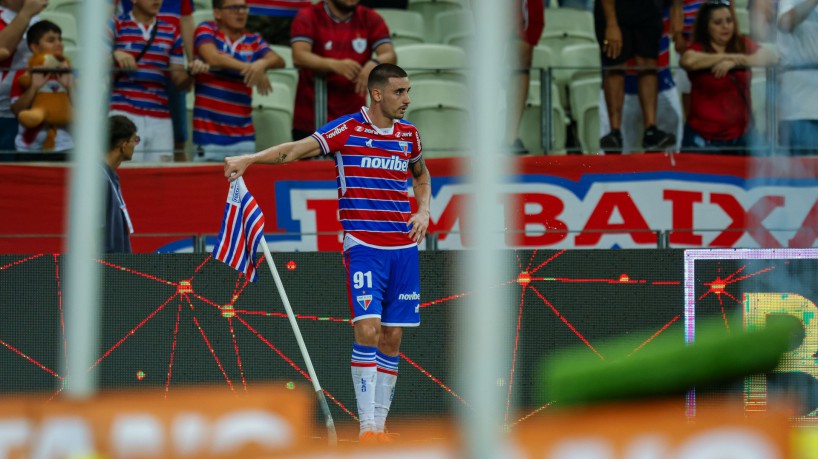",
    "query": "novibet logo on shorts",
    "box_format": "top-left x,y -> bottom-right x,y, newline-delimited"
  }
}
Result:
398,292 -> 420,301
